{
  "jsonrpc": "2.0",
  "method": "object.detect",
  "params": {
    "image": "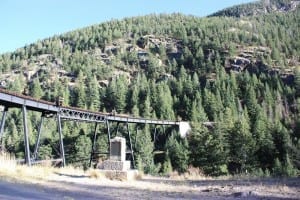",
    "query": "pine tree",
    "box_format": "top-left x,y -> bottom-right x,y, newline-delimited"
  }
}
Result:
74,132 -> 92,169
245,84 -> 258,125
189,123 -> 228,176
272,158 -> 283,177
106,75 -> 128,112
190,96 -> 208,122
9,74 -> 25,93
75,71 -> 87,108
165,133 -> 189,173
135,125 -> 156,174
228,109 -> 255,173
87,75 -> 100,111
30,78 -> 43,99
141,94 -> 152,118
253,107 -> 275,168
156,83 -> 175,120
